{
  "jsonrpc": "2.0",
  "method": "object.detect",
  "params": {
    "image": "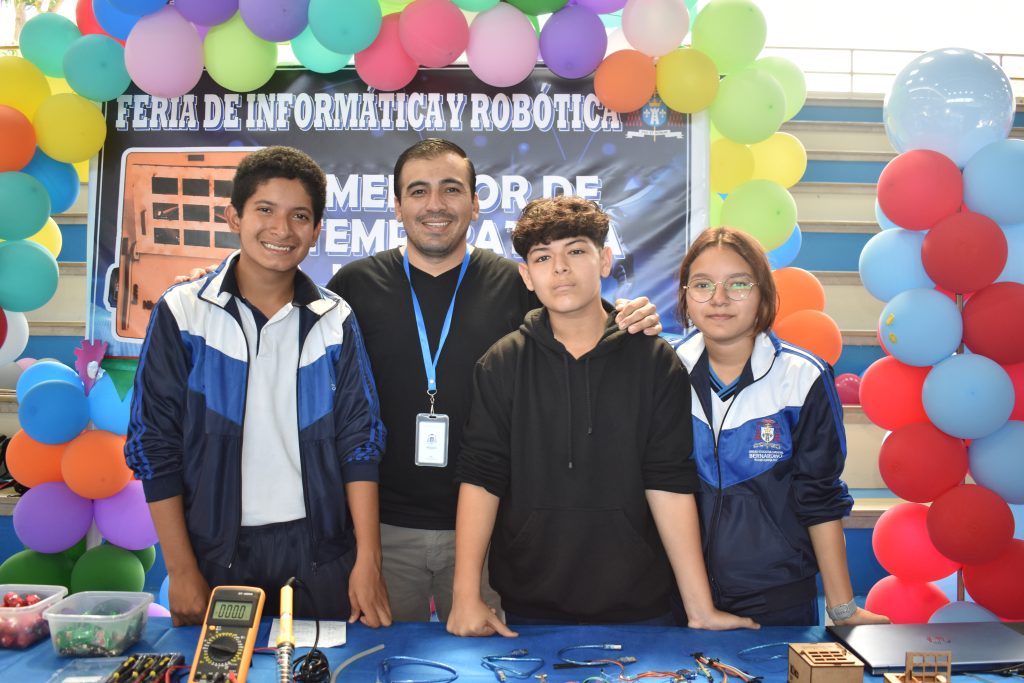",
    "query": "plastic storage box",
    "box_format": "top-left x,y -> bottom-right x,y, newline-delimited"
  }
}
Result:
0,584 -> 69,649
43,591 -> 152,656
